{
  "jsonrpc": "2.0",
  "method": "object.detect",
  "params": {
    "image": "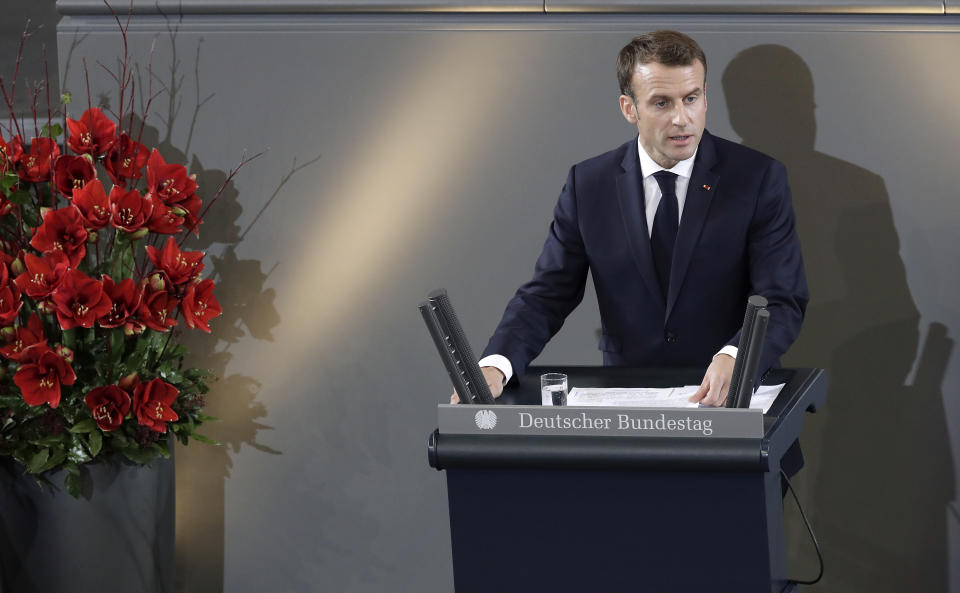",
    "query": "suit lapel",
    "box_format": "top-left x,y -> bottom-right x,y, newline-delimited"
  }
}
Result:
615,140 -> 666,312
666,131 -> 720,321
